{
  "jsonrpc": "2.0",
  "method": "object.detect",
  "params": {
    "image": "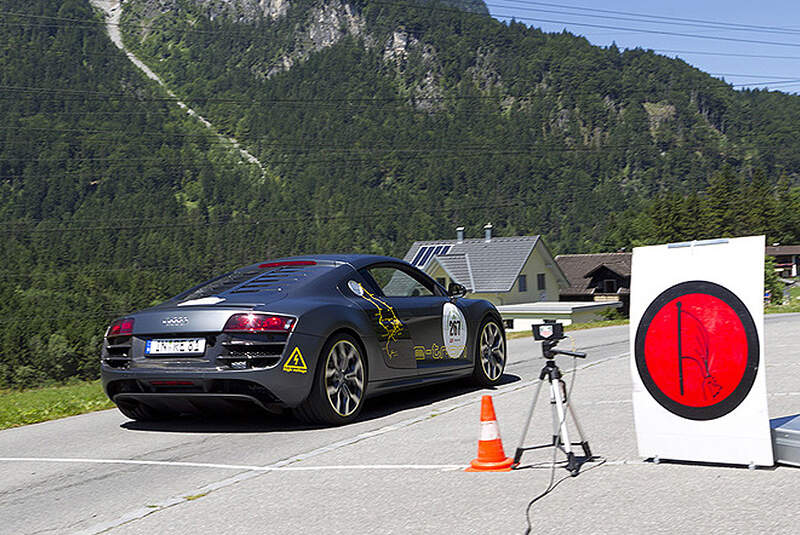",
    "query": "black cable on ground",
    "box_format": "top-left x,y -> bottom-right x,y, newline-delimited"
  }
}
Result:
521,345 -> 607,534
